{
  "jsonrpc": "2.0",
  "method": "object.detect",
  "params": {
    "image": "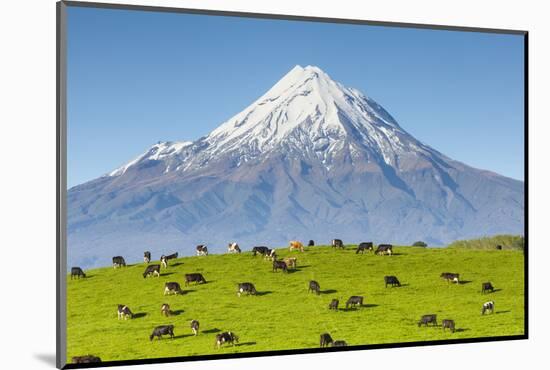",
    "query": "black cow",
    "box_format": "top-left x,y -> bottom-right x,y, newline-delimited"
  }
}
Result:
149,325 -> 175,341
144,251 -> 151,264
70,267 -> 86,279
332,239 -> 344,249
481,282 -> 495,294
72,355 -> 101,364
185,273 -> 207,286
308,240 -> 315,247
143,264 -> 161,278
332,340 -> 348,347
112,256 -> 126,268
273,260 -> 288,273
496,244 -> 503,250
117,304 -> 133,320
482,301 -> 495,315
215,331 -> 239,348
308,280 -> 320,295
328,299 -> 339,310
320,333 -> 333,347
252,246 -> 270,257
237,282 -> 257,296
190,320 -> 200,336
375,244 -> 393,255
440,272 -> 460,284
161,303 -> 171,317
196,245 -> 208,256
418,314 -> 438,327
164,282 -> 183,295
384,275 -> 401,288
442,319 -> 456,333
356,242 -> 374,254
346,296 -> 364,309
